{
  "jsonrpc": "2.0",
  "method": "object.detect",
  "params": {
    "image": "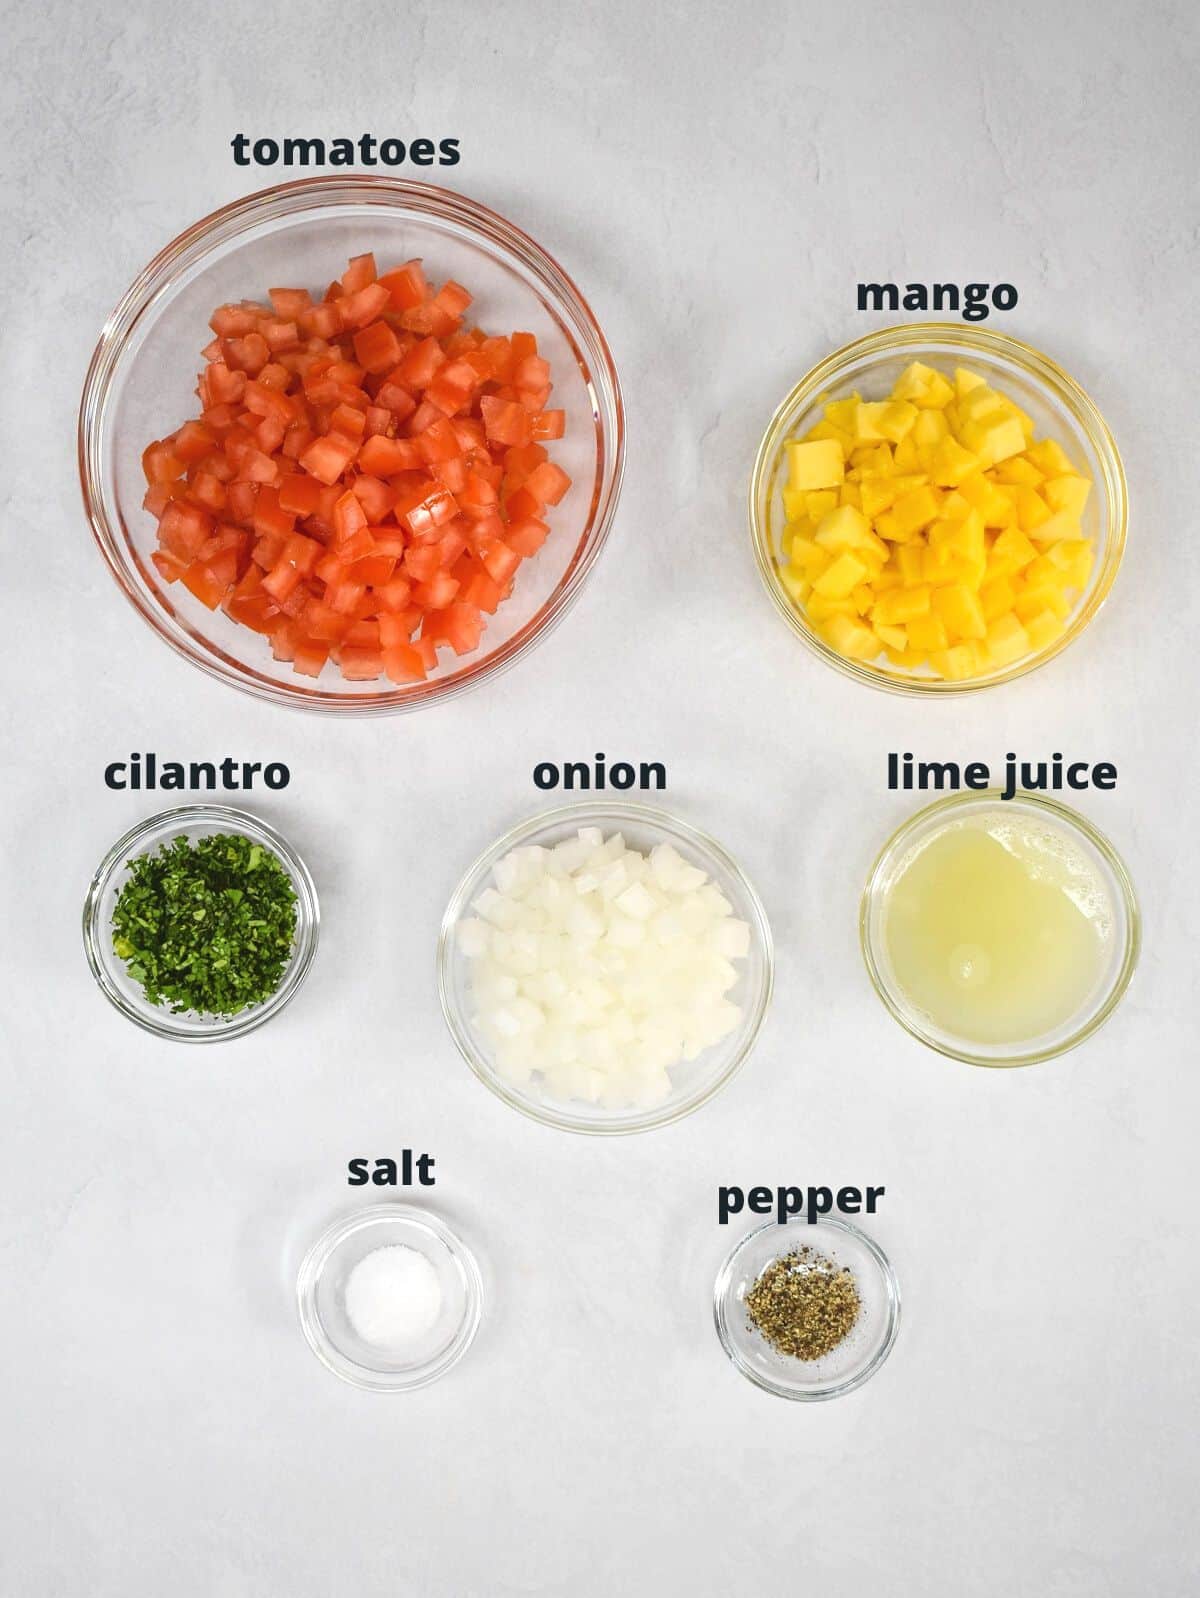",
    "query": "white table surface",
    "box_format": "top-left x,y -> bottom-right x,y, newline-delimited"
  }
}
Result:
3,2 -> 1197,1593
